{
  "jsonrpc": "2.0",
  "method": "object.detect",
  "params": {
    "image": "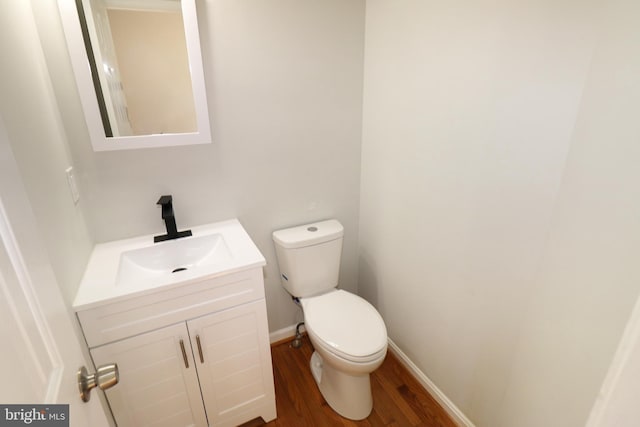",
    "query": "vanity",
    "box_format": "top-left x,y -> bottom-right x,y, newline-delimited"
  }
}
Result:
74,219 -> 277,427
